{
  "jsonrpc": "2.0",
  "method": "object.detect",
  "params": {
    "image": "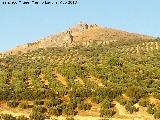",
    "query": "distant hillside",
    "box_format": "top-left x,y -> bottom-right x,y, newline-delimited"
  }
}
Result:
0,22 -> 154,56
